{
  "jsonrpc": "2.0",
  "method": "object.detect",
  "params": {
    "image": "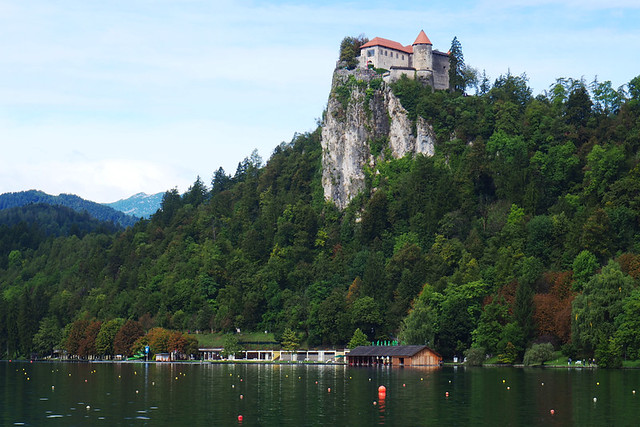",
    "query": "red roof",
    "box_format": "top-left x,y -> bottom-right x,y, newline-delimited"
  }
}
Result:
360,37 -> 413,54
413,30 -> 432,45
